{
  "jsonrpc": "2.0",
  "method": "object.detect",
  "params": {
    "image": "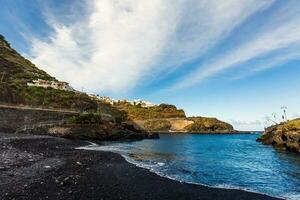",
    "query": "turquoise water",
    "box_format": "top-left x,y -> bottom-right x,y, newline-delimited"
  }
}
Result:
80,134 -> 300,199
